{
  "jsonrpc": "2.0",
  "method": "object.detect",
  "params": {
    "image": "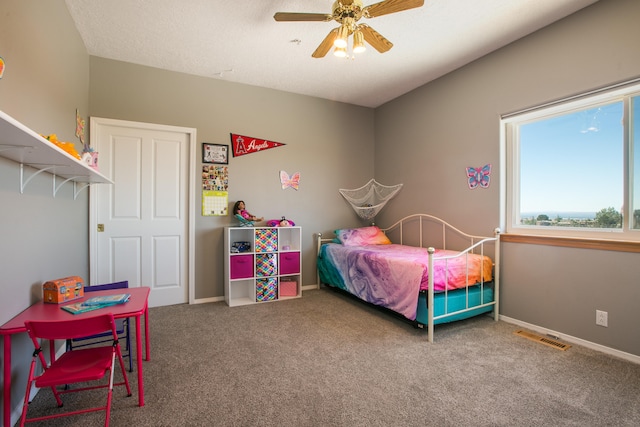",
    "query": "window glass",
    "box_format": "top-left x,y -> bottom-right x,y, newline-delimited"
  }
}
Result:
518,102 -> 623,228
503,83 -> 640,240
